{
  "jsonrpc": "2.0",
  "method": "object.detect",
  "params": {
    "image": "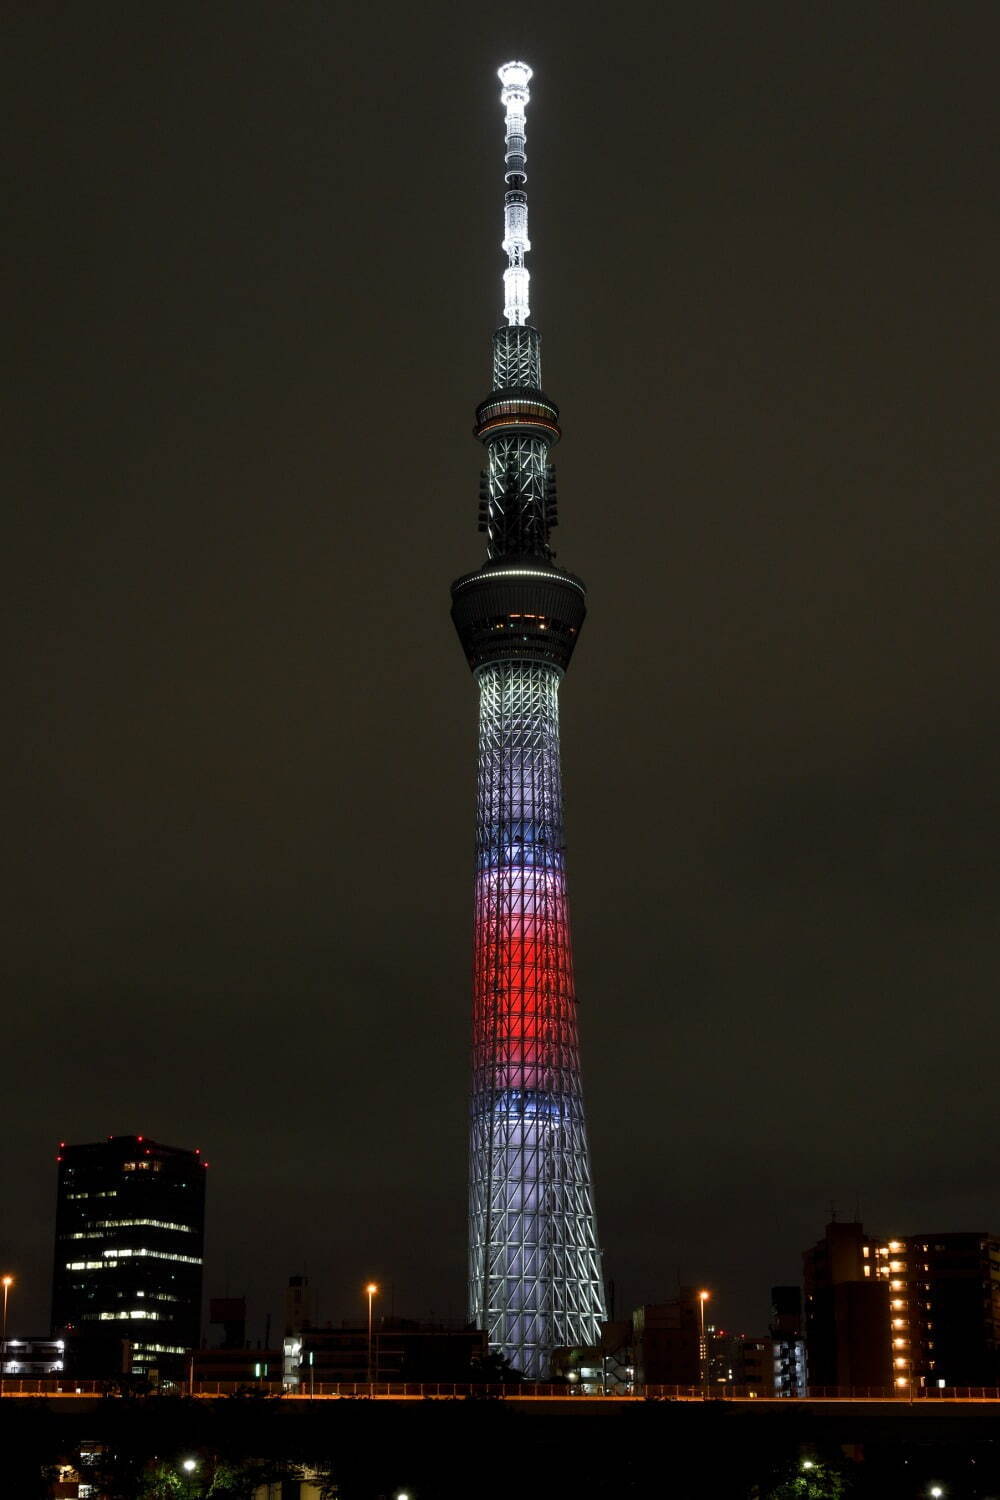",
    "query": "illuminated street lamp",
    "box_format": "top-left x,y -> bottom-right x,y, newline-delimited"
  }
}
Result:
366,1283 -> 378,1385
697,1291 -> 710,1392
0,1276 -> 13,1399
929,1488 -> 944,1498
